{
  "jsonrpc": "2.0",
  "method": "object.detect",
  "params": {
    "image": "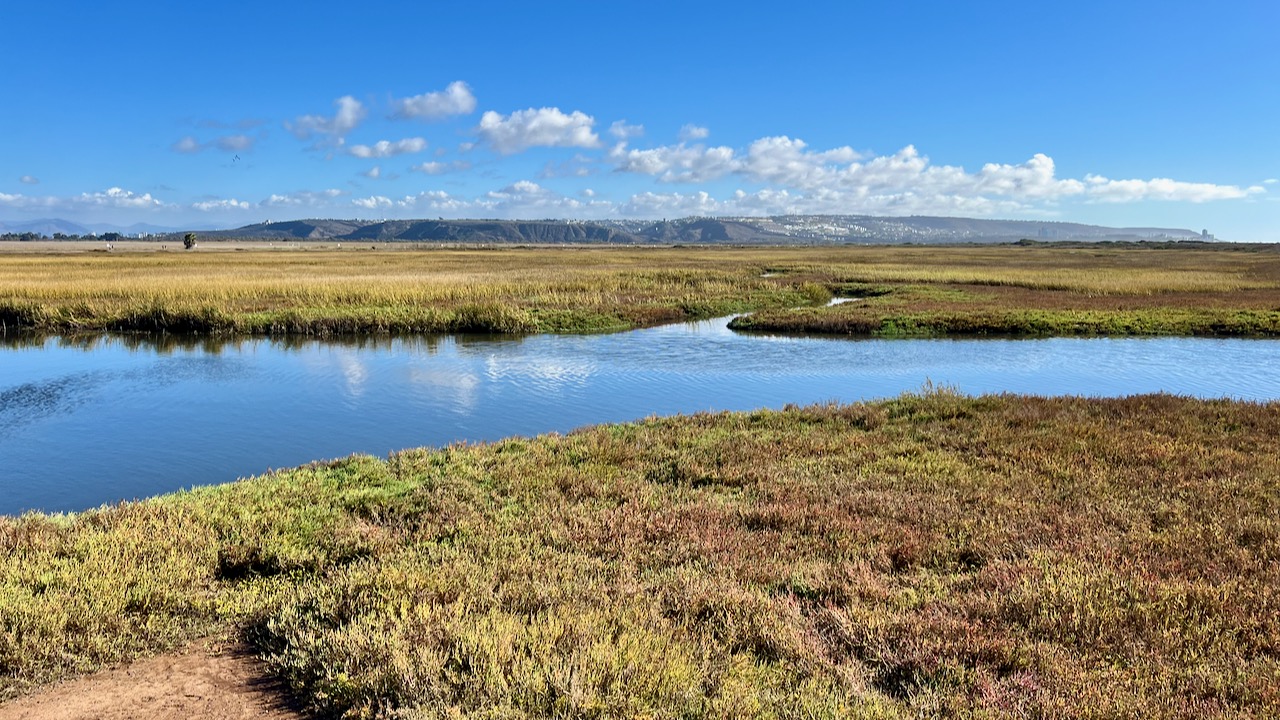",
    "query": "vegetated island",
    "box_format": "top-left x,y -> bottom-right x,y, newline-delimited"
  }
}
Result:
1,243 -> 1279,338
2,392 -> 1277,717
